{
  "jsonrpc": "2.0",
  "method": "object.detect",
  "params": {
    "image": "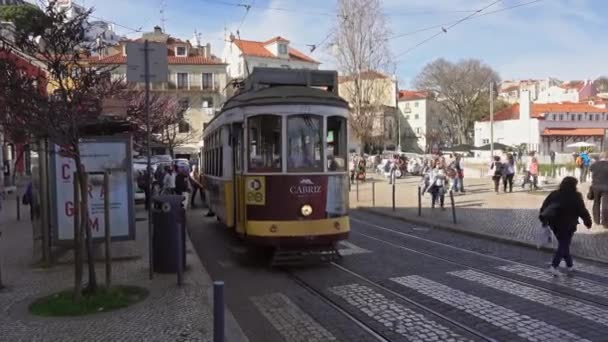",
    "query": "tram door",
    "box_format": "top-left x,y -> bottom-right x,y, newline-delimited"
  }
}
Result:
232,123 -> 246,234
